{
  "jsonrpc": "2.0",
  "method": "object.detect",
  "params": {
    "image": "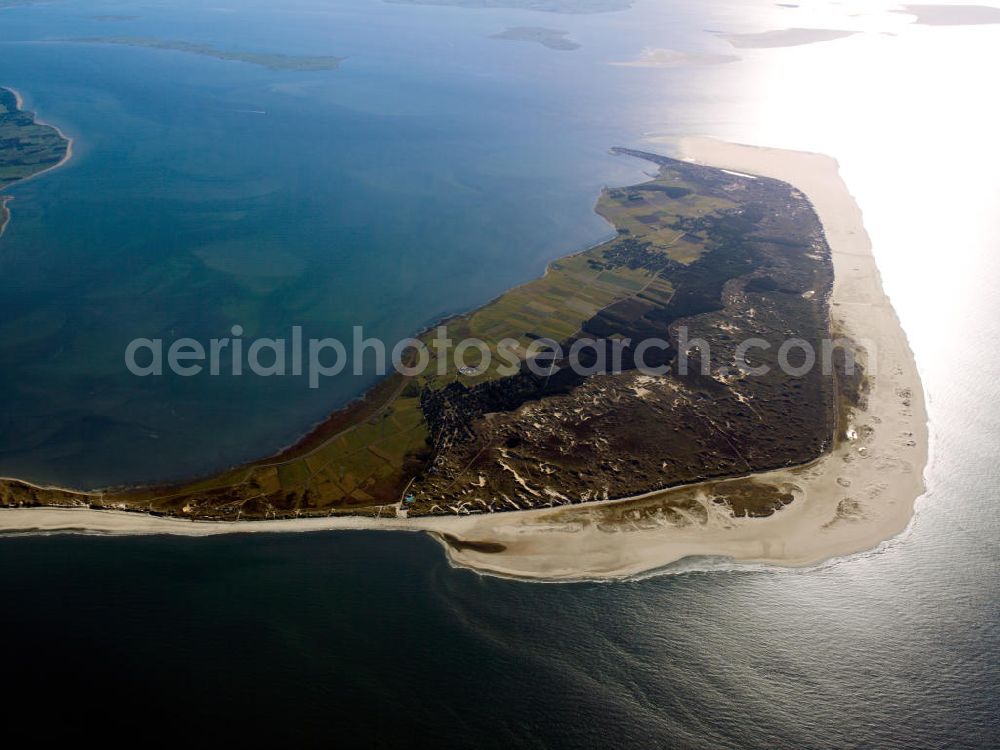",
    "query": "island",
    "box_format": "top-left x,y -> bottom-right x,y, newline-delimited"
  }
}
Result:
610,48 -> 740,68
385,0 -> 633,12
0,102 -> 927,579
0,87 -> 71,238
894,4 -> 1000,25
721,28 -> 859,49
5,143 -> 861,519
490,27 -> 581,50
69,38 -> 344,72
